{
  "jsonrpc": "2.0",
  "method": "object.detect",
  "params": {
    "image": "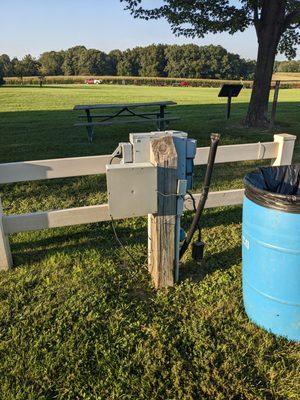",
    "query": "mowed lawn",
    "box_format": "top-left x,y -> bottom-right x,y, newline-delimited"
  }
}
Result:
0,84 -> 299,399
